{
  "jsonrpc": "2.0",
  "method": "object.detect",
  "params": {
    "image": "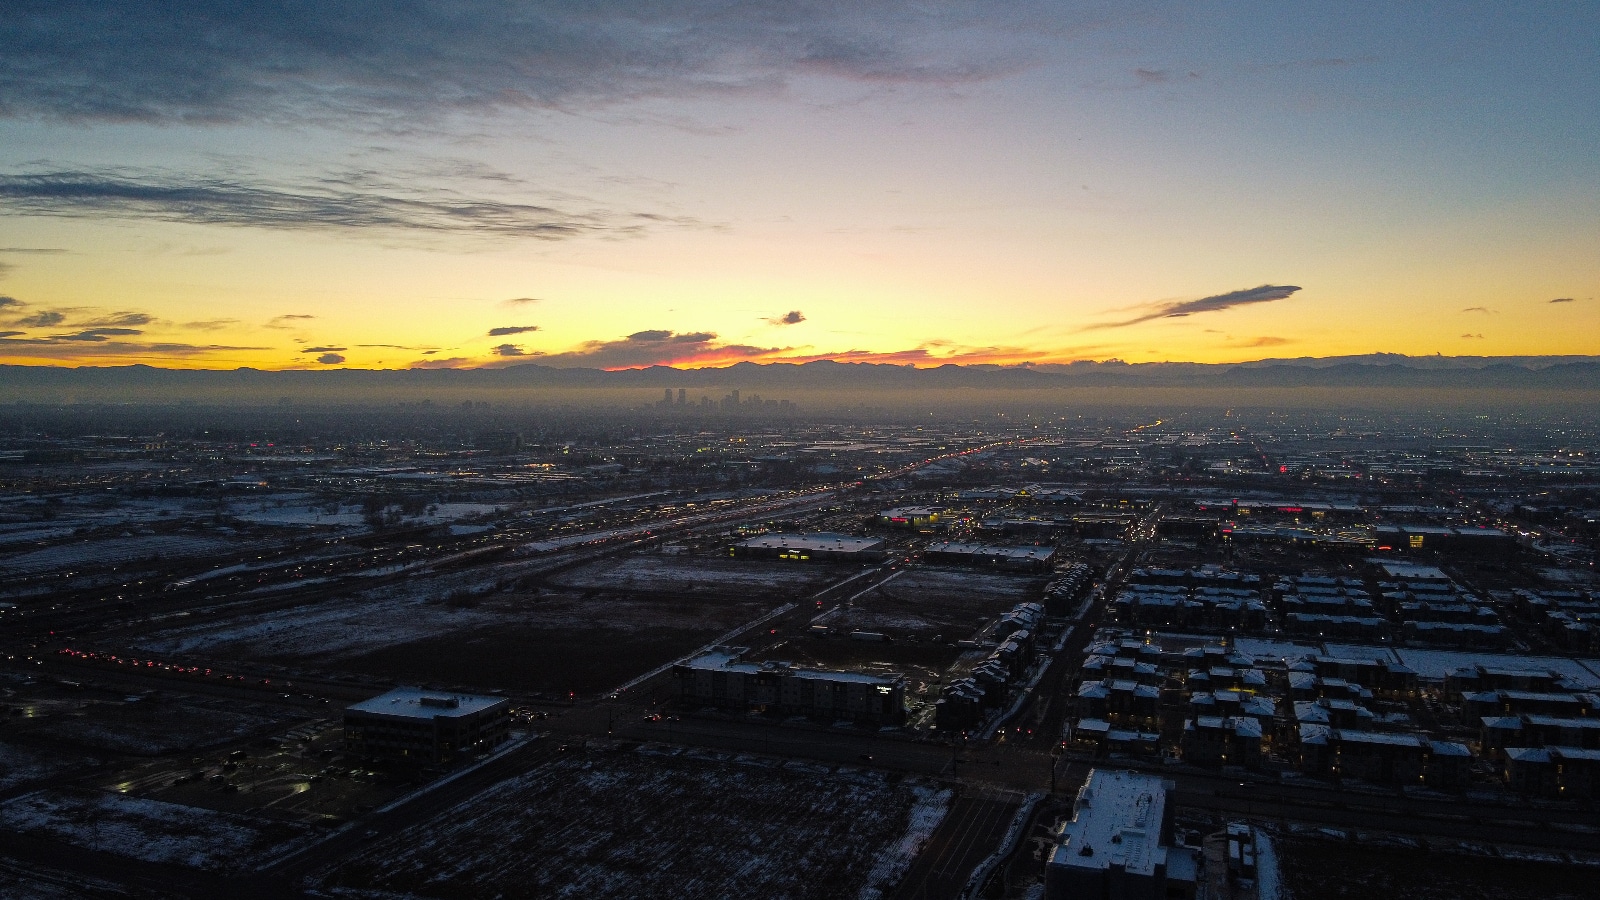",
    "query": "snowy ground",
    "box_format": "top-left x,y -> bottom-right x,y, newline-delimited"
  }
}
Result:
1228,637 -> 1600,685
888,568 -> 1046,602
133,593 -> 507,661
319,748 -> 951,899
550,554 -> 840,593
0,535 -> 236,576
0,741 -> 101,793
0,789 -> 311,873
